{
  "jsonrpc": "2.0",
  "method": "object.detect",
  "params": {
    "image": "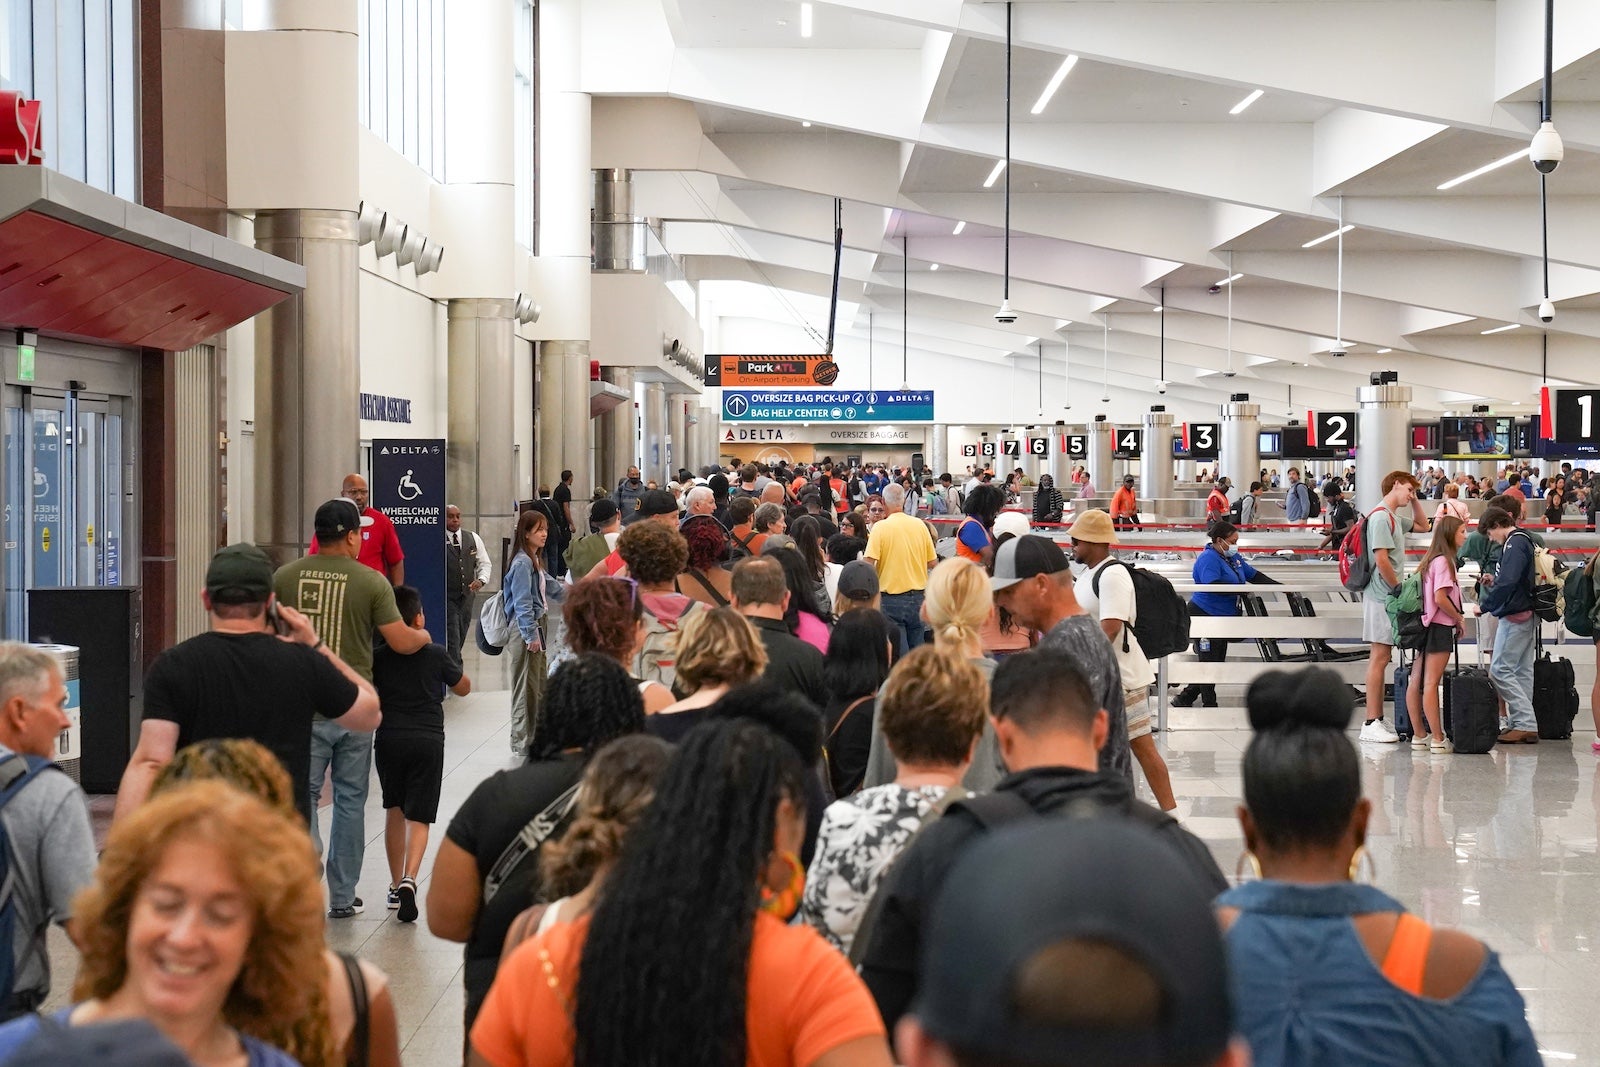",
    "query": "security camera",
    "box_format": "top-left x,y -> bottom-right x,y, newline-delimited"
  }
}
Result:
1530,121 -> 1564,174
1538,299 -> 1555,324
994,300 -> 1018,325
1100,394 -> 1111,404
1156,380 -> 1168,395
1222,370 -> 1237,378
1208,284 -> 1222,295
1328,342 -> 1348,358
